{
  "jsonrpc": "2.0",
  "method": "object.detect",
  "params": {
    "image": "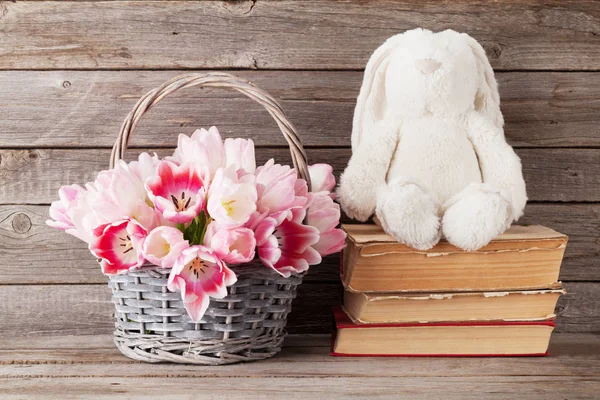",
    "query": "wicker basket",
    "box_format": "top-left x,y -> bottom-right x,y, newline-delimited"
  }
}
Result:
107,73 -> 312,365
